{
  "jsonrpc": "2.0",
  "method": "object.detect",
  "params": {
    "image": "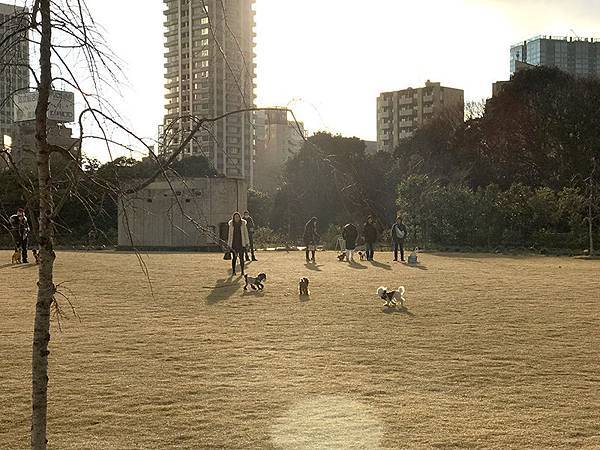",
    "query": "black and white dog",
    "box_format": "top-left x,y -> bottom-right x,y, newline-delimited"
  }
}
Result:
299,277 -> 310,296
244,273 -> 267,290
376,286 -> 406,308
